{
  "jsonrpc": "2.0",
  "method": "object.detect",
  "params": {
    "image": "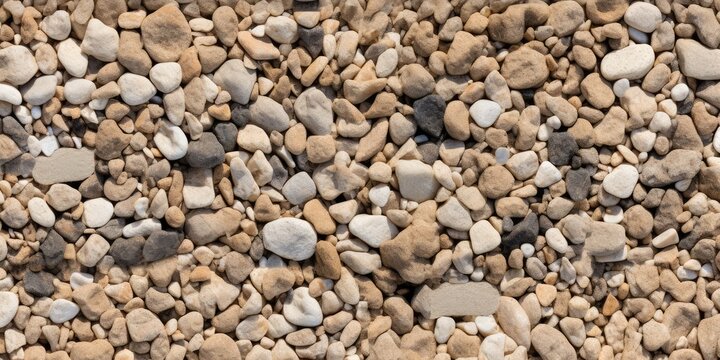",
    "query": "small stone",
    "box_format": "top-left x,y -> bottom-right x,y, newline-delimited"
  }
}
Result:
602,164 -> 638,199
81,19 -> 119,62
154,121 -> 188,161
250,96 -> 290,132
294,88 -> 333,135
70,340 -> 114,360
412,282 -> 499,319
63,78 -> 96,104
676,39 -> 720,80
149,62 -> 182,93
126,308 -> 165,342
0,292 -> 19,328
534,161 -> 562,188
183,168 -> 215,209
213,59 -> 256,105
82,198 -> 114,228
585,221 -> 626,256
200,334 -> 242,360
282,172 -> 317,205
283,287 -> 322,327
265,16 -> 298,44
39,10 -> 71,40
118,73 -> 156,106
143,230 -> 181,262
395,160 -> 440,202
25,271 -> 55,297
49,299 -> 80,323
547,132 -> 578,166
77,234 -> 110,267
0,45 -> 39,85
95,120 -> 132,160
469,220 -> 501,254
600,44 -> 654,81
436,197 -> 473,231
413,94 -> 446,138
263,218 -> 318,261
531,324 -> 577,360
624,2 -> 662,32
348,215 -> 399,247
500,46 -> 549,89
186,132 -> 225,168
45,183 -> 80,214
652,228 -> 679,248
469,100 -> 503,127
